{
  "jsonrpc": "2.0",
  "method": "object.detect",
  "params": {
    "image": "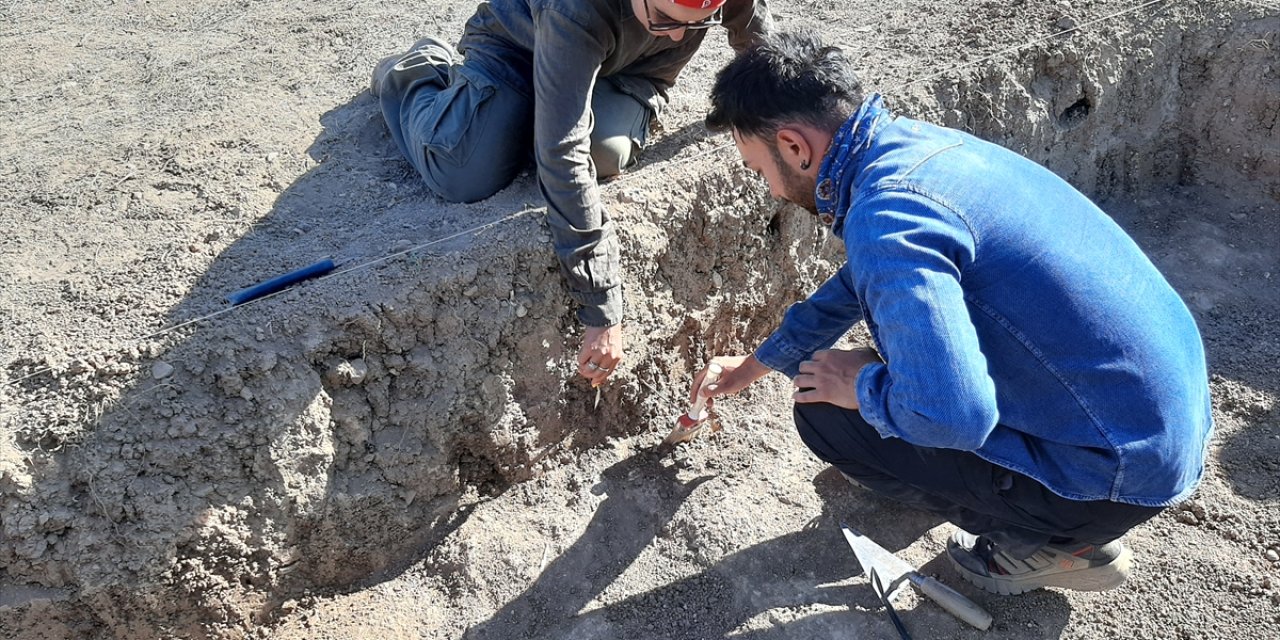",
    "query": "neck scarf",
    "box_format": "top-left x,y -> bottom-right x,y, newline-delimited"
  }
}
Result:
815,93 -> 888,235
